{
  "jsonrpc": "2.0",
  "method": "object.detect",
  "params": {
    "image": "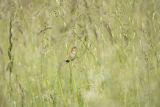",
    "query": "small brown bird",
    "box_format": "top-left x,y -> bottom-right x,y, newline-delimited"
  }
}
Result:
65,46 -> 77,63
